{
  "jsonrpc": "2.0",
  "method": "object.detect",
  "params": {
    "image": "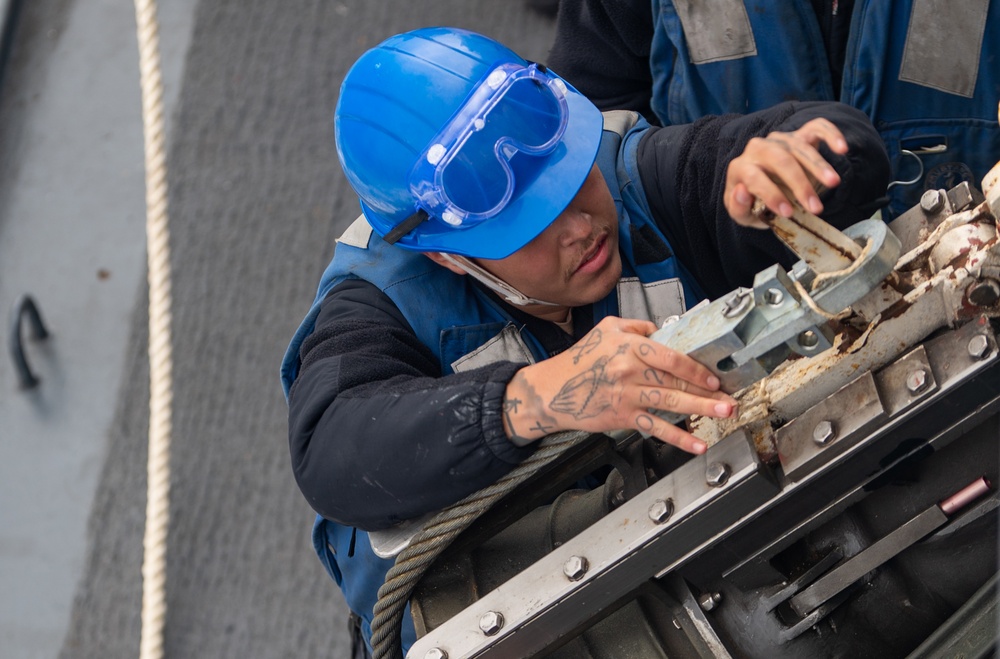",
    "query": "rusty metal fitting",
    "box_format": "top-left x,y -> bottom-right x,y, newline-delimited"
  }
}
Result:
967,278 -> 1000,307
